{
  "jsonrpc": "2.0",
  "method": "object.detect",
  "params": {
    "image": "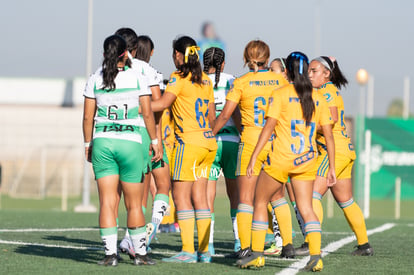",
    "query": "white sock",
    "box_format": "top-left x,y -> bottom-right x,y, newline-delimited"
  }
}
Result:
100,227 -> 117,256
232,216 -> 239,240
128,227 -> 147,256
152,194 -> 169,227
209,219 -> 215,244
